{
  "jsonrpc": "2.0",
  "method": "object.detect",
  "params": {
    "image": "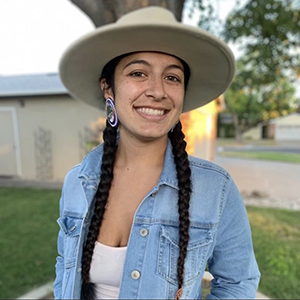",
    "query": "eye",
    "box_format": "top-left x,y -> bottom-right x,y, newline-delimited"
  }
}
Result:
165,75 -> 181,82
130,71 -> 145,77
